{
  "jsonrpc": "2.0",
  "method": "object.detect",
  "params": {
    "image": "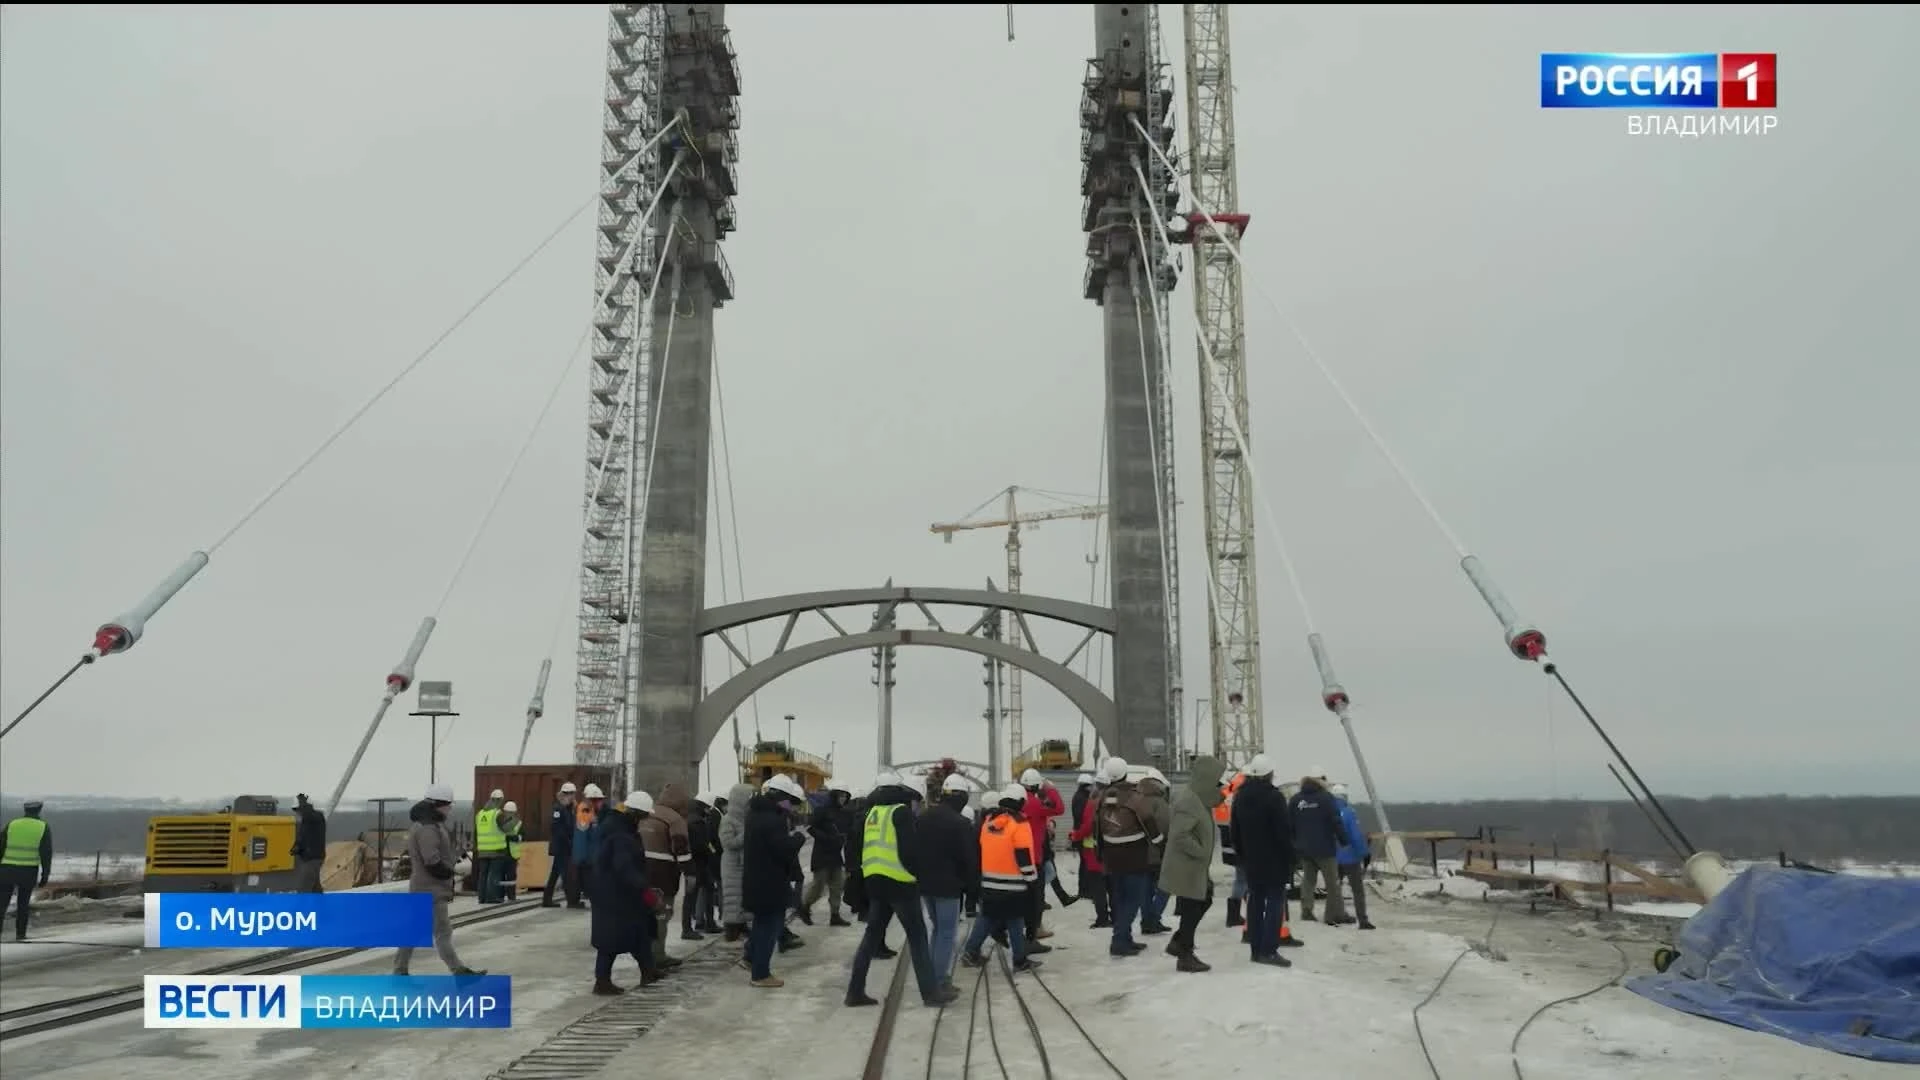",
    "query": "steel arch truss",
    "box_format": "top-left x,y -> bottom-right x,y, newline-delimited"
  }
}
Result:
694,586 -> 1118,753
